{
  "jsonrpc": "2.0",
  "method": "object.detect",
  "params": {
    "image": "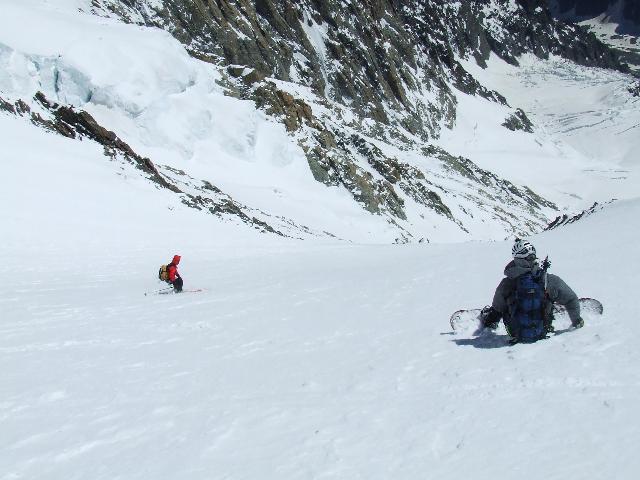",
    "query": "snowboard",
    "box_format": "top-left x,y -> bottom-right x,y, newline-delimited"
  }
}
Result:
450,297 -> 603,333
